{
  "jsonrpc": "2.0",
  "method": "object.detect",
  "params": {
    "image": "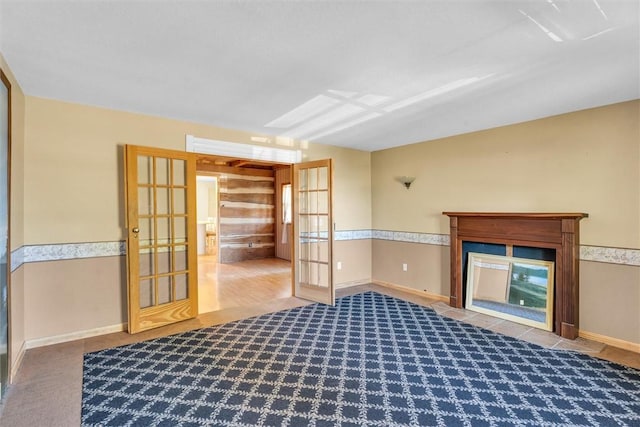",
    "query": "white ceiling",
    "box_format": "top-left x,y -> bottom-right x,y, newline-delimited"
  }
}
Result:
1,0 -> 638,152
